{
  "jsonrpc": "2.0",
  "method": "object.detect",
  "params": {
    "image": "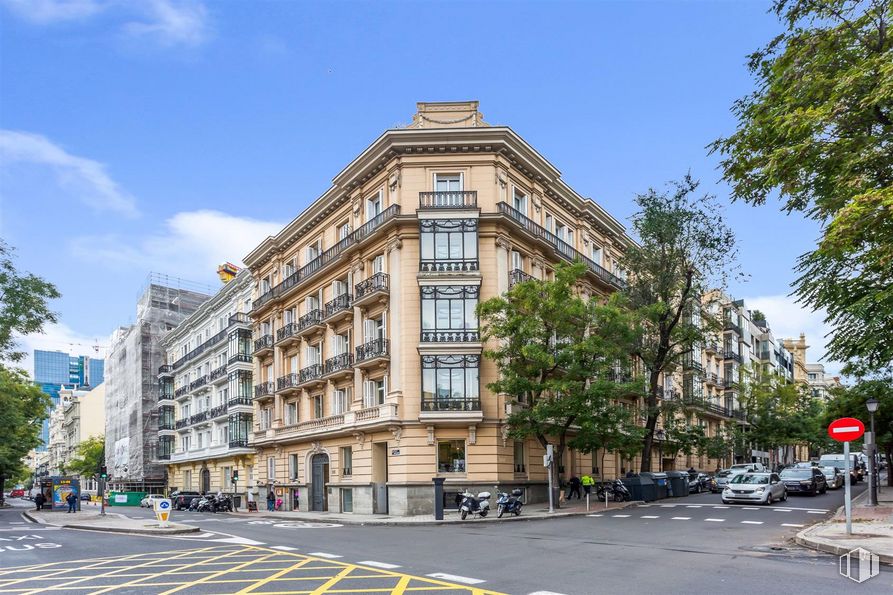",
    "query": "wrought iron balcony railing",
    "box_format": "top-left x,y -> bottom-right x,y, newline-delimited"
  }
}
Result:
324,353 -> 353,375
276,322 -> 298,342
421,398 -> 482,412
254,381 -> 274,398
356,338 -> 389,362
299,309 -> 323,331
254,334 -> 274,353
325,293 -> 352,318
509,268 -> 534,287
419,259 -> 479,273
276,373 -> 300,391
355,272 -> 389,299
299,364 -> 323,384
